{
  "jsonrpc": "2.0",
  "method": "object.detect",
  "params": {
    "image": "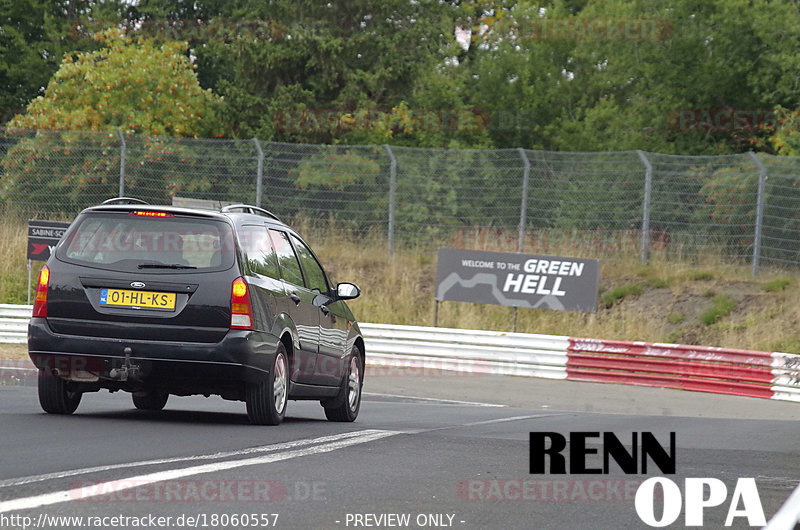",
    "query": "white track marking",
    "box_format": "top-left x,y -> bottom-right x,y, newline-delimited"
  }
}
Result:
460,413 -> 562,427
363,392 -> 505,407
0,430 -> 374,489
400,413 -> 563,436
0,430 -> 397,514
